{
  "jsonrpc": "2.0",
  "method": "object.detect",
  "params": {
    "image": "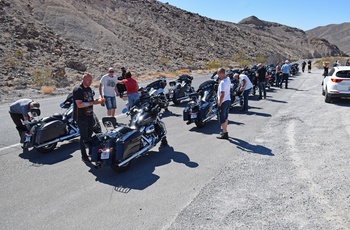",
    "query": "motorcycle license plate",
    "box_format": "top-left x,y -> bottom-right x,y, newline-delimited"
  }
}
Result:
25,134 -> 32,142
190,113 -> 197,119
101,151 -> 110,160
